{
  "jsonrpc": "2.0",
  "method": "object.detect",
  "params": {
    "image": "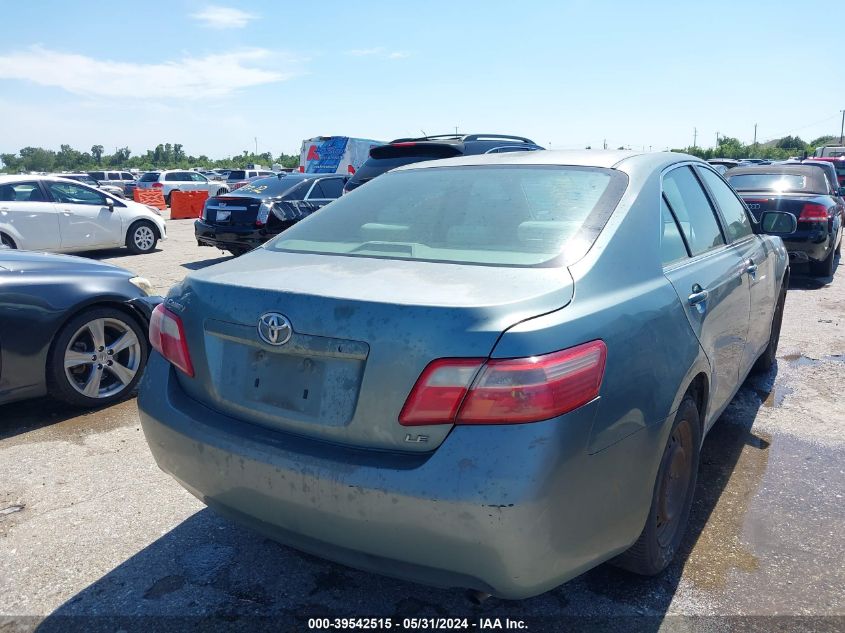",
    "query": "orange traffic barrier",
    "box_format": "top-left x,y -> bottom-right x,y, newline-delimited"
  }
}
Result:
169,190 -> 209,220
133,188 -> 167,210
